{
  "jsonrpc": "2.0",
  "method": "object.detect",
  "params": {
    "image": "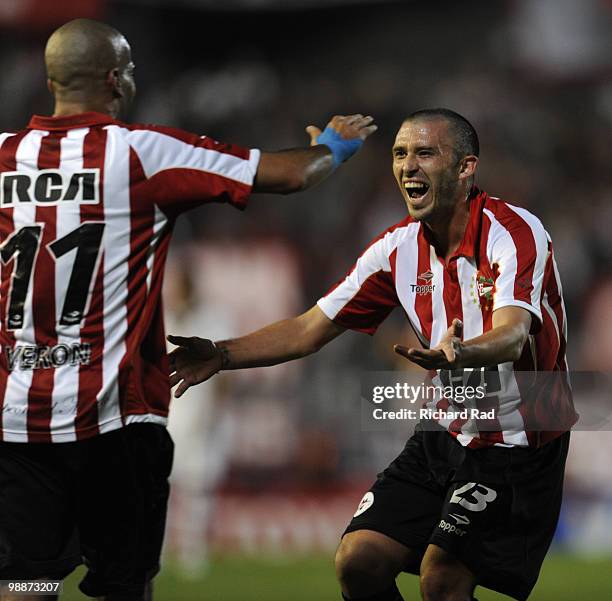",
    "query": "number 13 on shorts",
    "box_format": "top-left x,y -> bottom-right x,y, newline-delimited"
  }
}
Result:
450,482 -> 498,512
434,482 -> 500,546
